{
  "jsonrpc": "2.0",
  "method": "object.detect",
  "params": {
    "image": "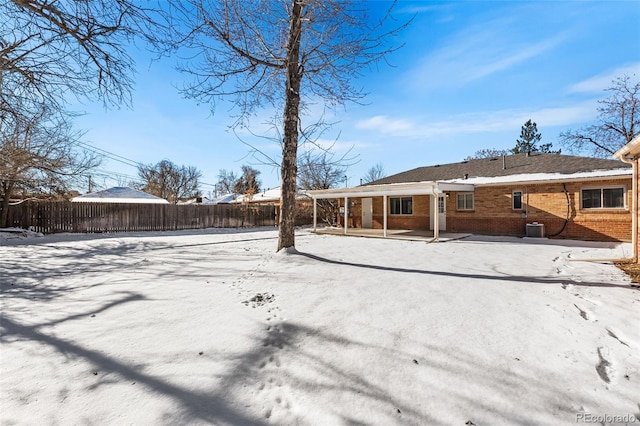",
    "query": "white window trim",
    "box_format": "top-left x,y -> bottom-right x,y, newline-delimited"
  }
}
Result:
512,190 -> 523,210
389,196 -> 413,215
456,192 -> 474,211
580,186 -> 627,210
